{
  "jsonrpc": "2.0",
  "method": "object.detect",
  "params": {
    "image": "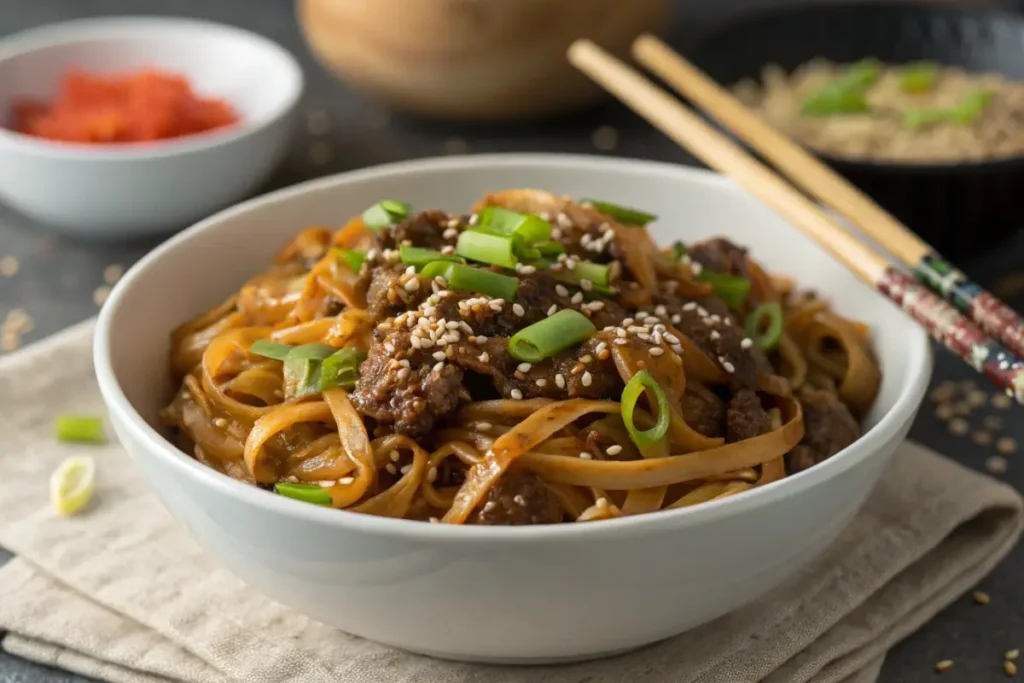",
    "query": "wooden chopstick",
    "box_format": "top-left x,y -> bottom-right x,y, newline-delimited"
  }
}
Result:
632,34 -> 1024,364
567,39 -> 1024,404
